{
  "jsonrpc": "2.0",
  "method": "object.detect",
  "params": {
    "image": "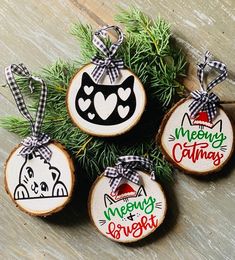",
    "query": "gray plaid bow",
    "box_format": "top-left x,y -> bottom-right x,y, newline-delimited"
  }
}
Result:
5,63 -> 52,162
189,51 -> 227,122
104,156 -> 155,192
20,133 -> 51,162
91,25 -> 124,83
189,90 -> 220,122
